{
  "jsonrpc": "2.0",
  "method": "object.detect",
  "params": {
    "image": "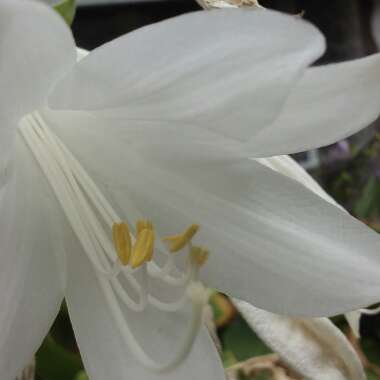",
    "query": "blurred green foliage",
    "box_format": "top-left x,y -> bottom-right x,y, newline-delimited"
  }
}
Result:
36,336 -> 82,380
354,176 -> 380,220
221,316 -> 271,364
54,0 -> 76,25
74,371 -> 89,380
